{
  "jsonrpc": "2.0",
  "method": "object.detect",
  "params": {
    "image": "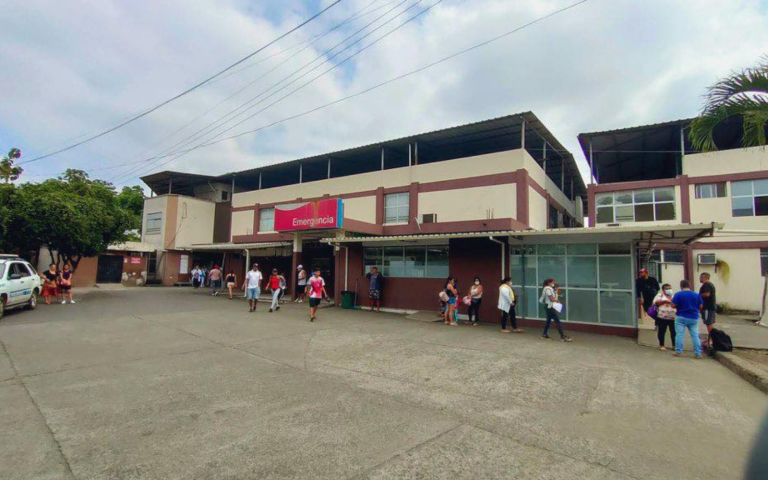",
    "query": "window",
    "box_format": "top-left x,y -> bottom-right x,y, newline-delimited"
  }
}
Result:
384,193 -> 409,224
259,207 -> 275,232
364,245 -> 448,278
662,250 -> 684,264
732,179 -> 768,217
762,249 -> 768,276
145,212 -> 163,235
221,191 -> 230,201
11,263 -> 31,278
695,183 -> 727,199
595,187 -> 676,224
